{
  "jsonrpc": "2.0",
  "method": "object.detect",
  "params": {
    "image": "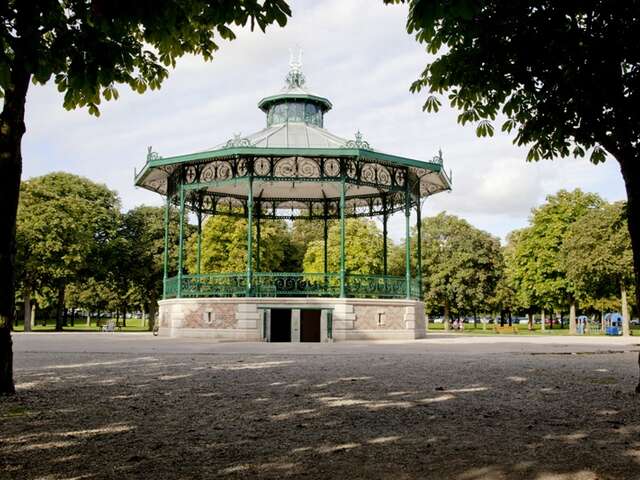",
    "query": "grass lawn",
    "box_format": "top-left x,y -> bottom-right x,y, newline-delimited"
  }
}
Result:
12,316 -> 149,332
426,320 -> 639,336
